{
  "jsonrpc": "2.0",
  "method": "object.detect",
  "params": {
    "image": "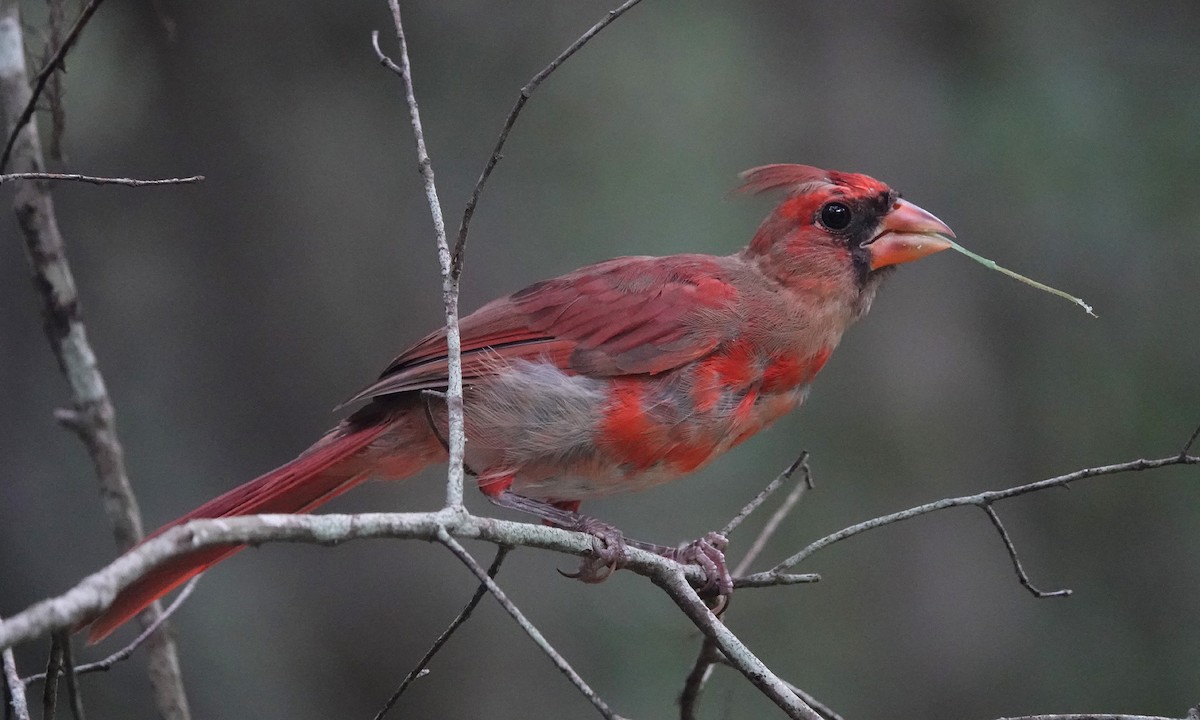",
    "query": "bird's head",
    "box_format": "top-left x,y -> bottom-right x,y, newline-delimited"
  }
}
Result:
739,164 -> 954,312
